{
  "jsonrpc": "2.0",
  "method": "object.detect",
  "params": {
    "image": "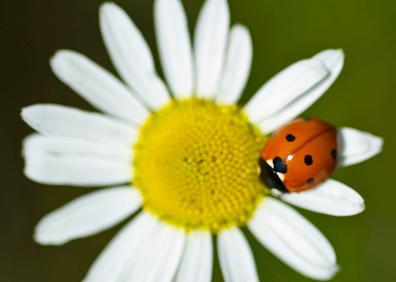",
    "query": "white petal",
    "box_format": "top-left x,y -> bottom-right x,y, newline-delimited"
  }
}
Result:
85,212 -> 157,282
23,134 -> 132,162
50,50 -> 149,125
218,228 -> 259,282
35,187 -> 141,245
100,2 -> 170,110
247,49 -> 344,133
21,104 -> 136,144
175,231 -> 213,282
194,0 -> 229,98
280,179 -> 365,216
245,57 -> 329,122
25,154 -> 132,186
155,0 -> 194,98
338,127 -> 383,167
115,222 -> 185,282
216,24 -> 252,104
248,198 -> 338,280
